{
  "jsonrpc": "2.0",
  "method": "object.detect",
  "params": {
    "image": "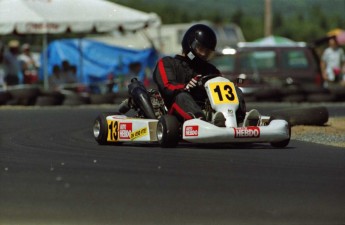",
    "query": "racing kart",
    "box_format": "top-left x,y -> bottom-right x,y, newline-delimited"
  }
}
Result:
93,75 -> 291,148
